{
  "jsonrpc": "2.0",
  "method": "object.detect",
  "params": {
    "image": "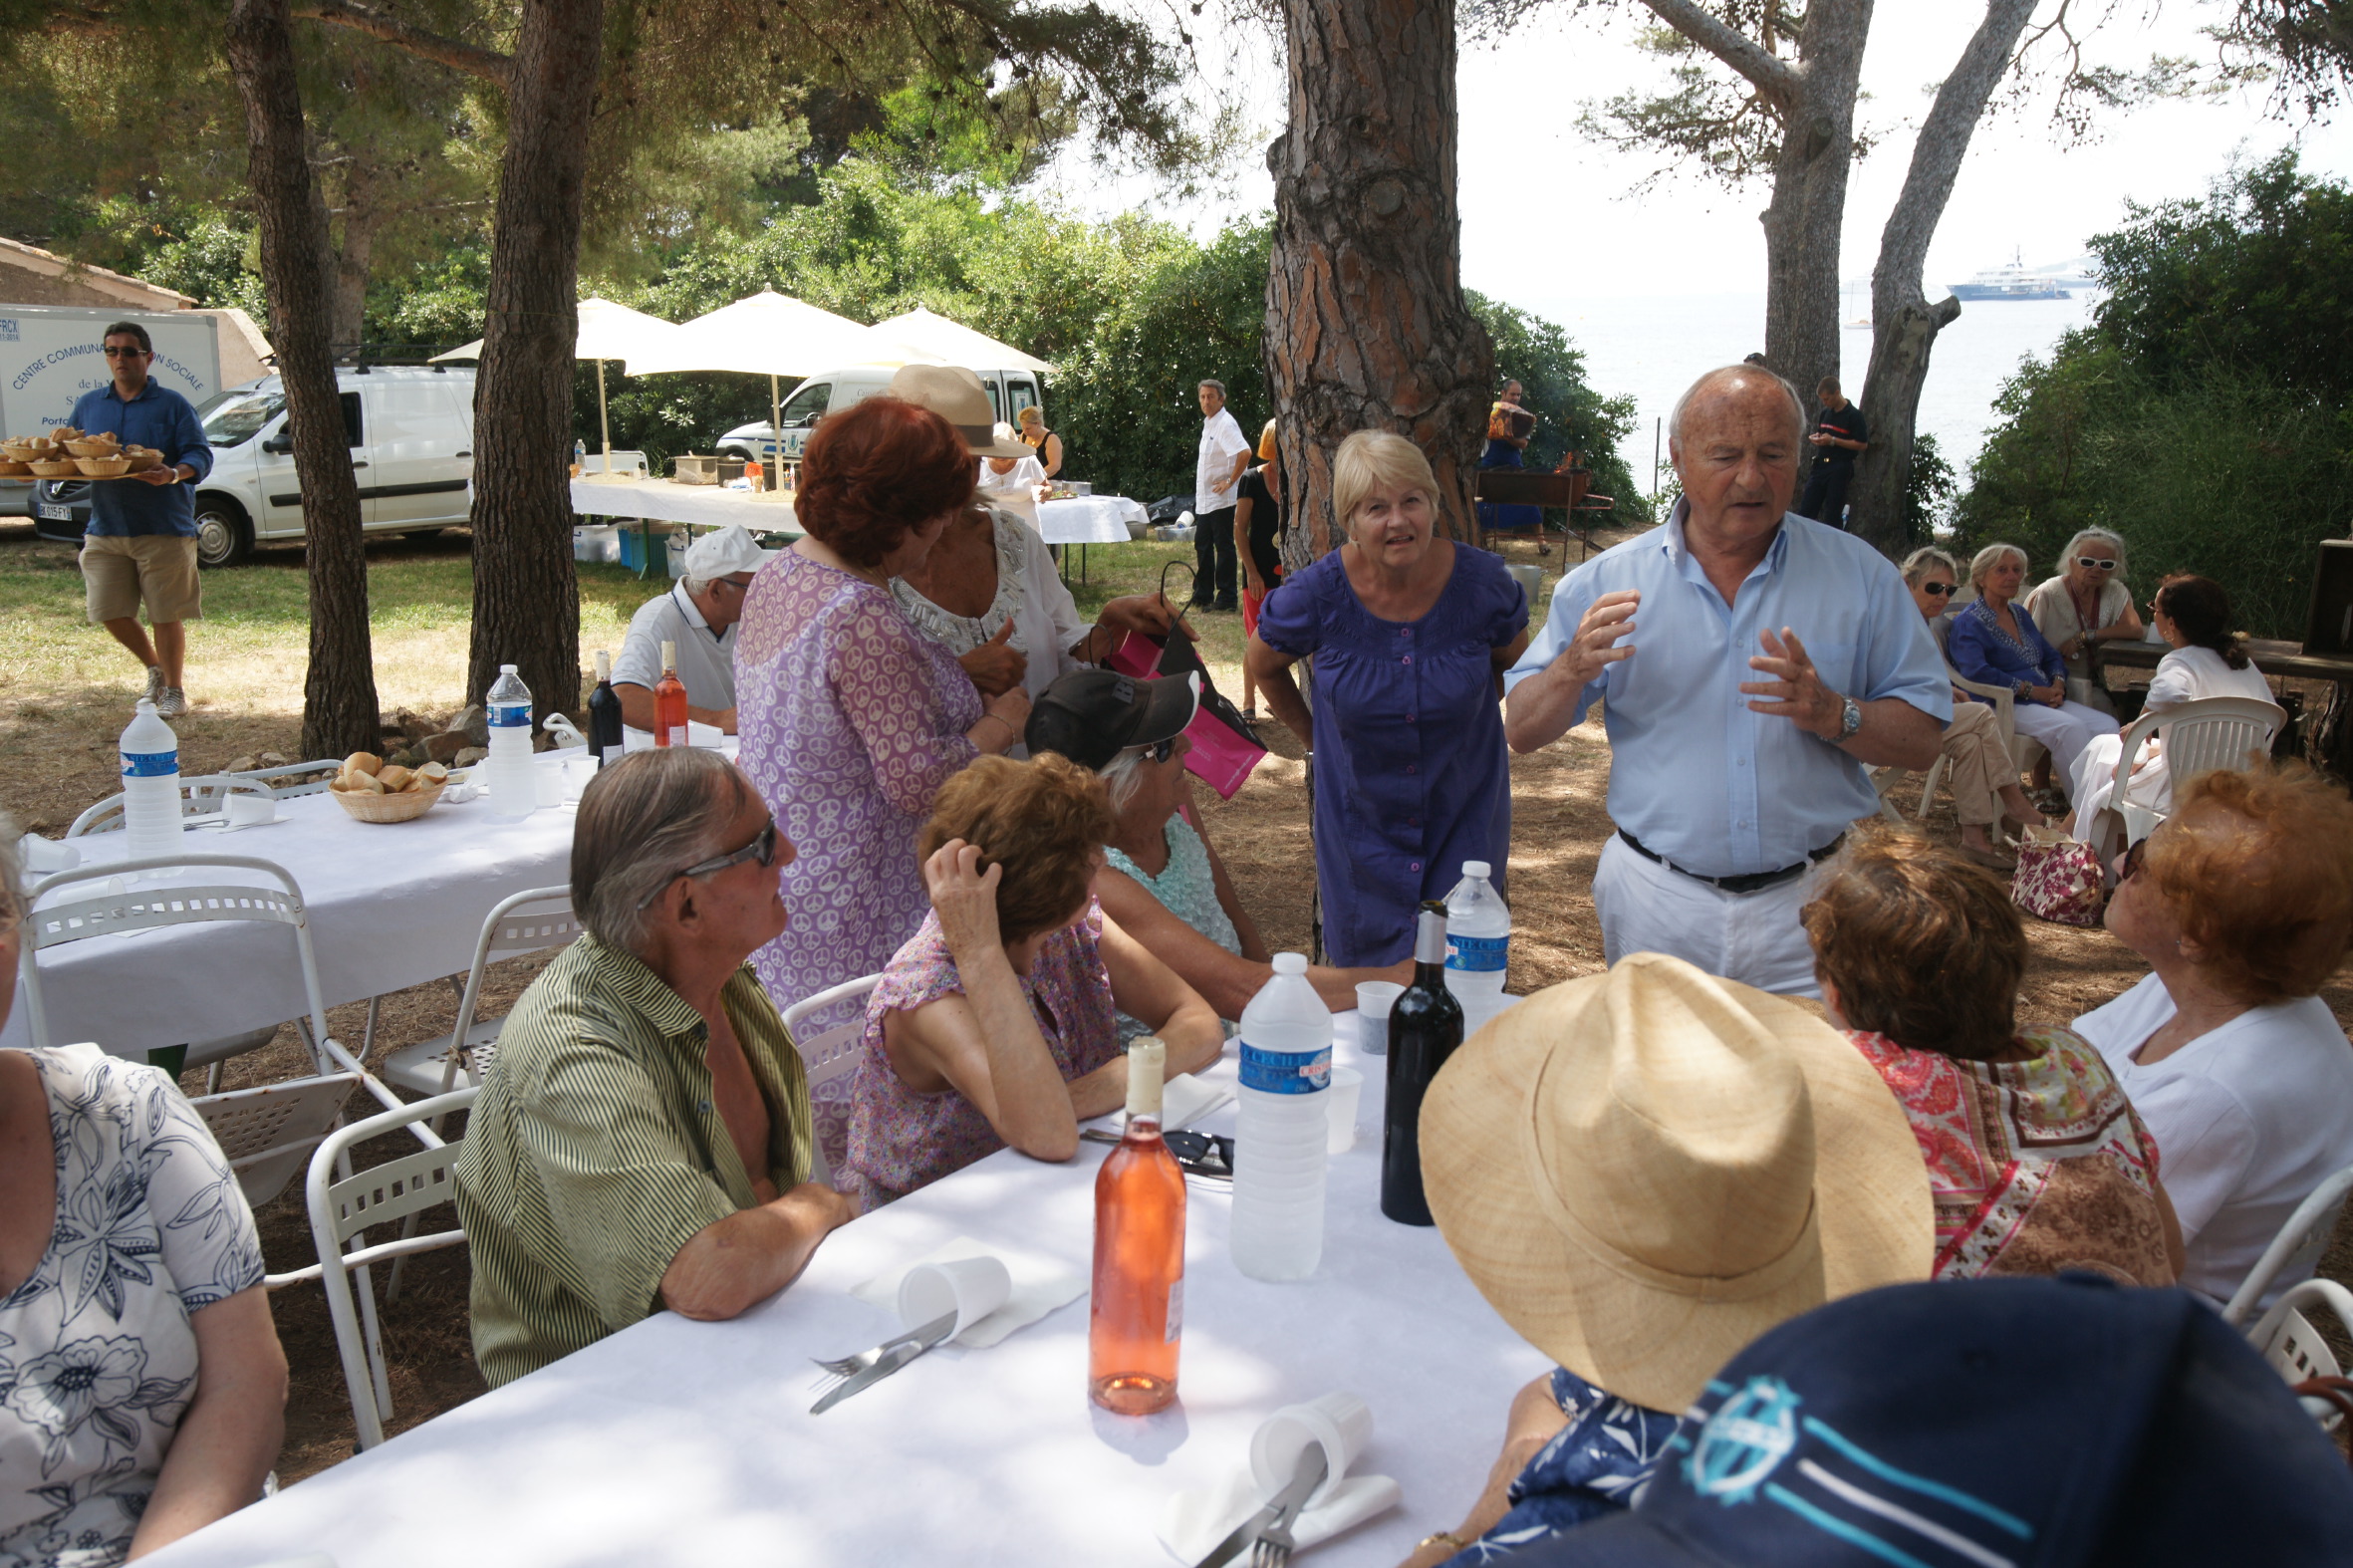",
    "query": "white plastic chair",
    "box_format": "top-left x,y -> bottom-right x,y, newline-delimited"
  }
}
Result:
2081,695 -> 2285,863
66,775 -> 276,838
2247,1276 -> 2353,1431
189,1072 -> 363,1288
306,1087 -> 477,1450
1873,668 -> 2023,826
19,855 -> 403,1121
2220,1164 -> 2353,1325
778,973 -> 884,1184
380,887 -> 582,1097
